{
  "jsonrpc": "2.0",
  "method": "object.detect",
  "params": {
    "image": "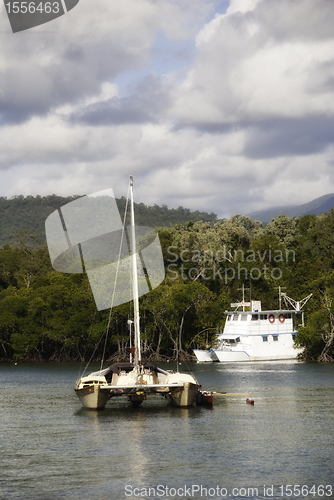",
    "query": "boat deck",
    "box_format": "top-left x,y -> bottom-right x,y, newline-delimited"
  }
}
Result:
100,382 -> 186,398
